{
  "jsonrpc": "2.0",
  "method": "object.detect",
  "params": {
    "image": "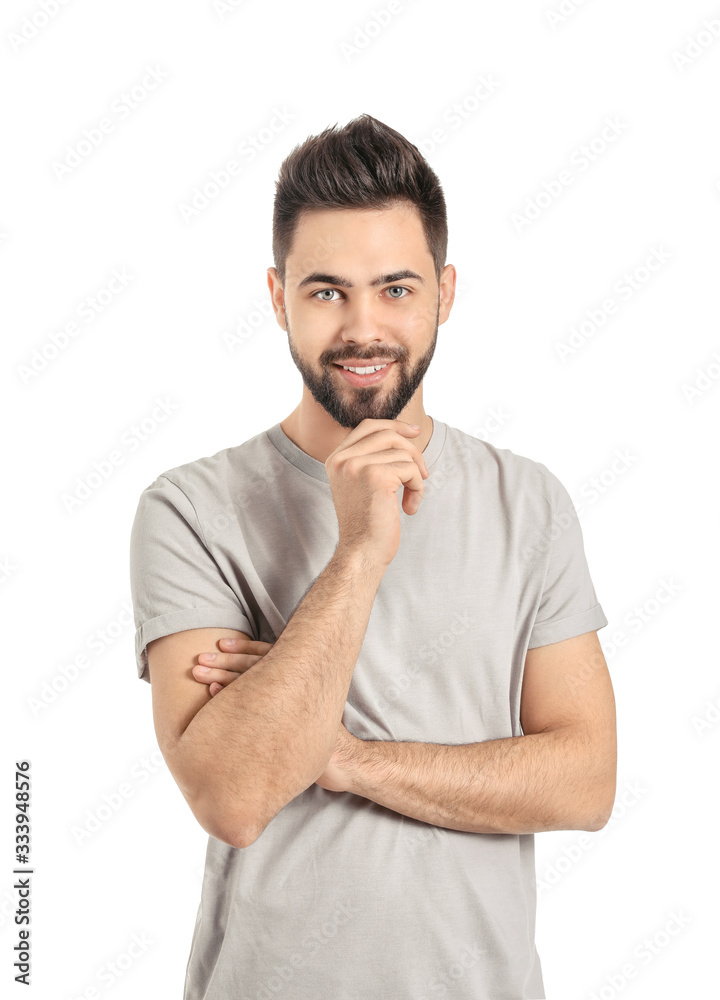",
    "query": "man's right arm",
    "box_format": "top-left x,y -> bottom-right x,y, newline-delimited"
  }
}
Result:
148,548 -> 385,850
